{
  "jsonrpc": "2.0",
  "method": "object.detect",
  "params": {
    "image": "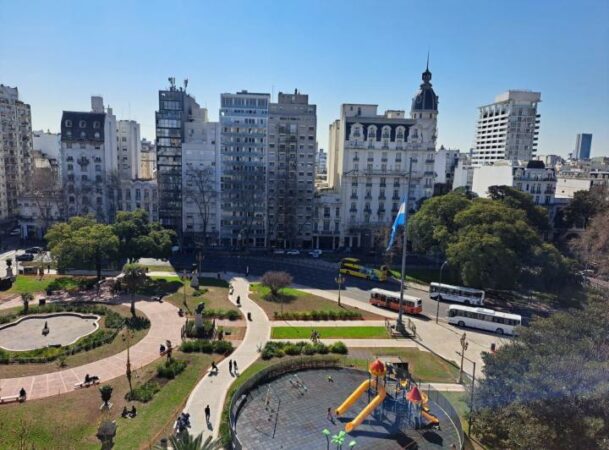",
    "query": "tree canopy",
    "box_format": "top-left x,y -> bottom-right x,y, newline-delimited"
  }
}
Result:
113,210 -> 175,262
572,209 -> 609,279
562,187 -> 608,229
46,216 -> 119,279
122,263 -> 148,317
474,293 -> 609,449
408,190 -> 572,291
